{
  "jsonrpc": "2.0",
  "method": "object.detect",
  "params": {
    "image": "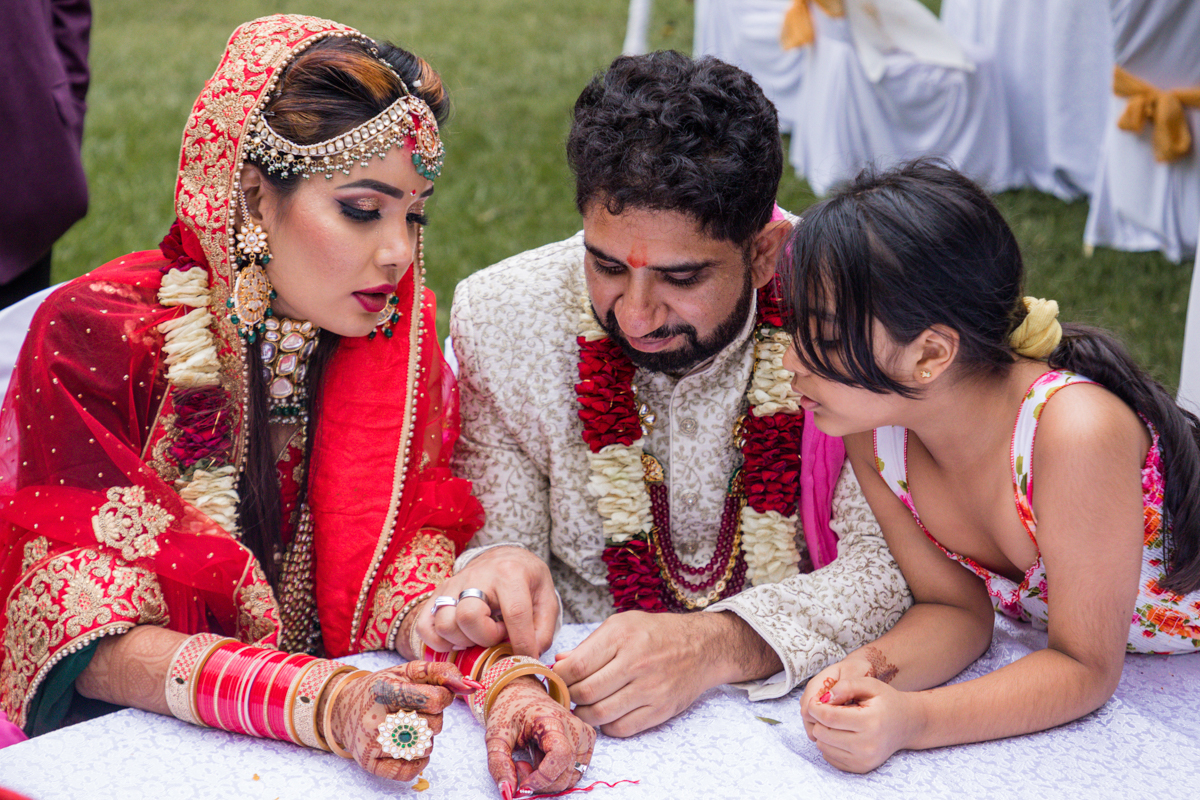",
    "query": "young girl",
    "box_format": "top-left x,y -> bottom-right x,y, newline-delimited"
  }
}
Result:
783,160 -> 1200,773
